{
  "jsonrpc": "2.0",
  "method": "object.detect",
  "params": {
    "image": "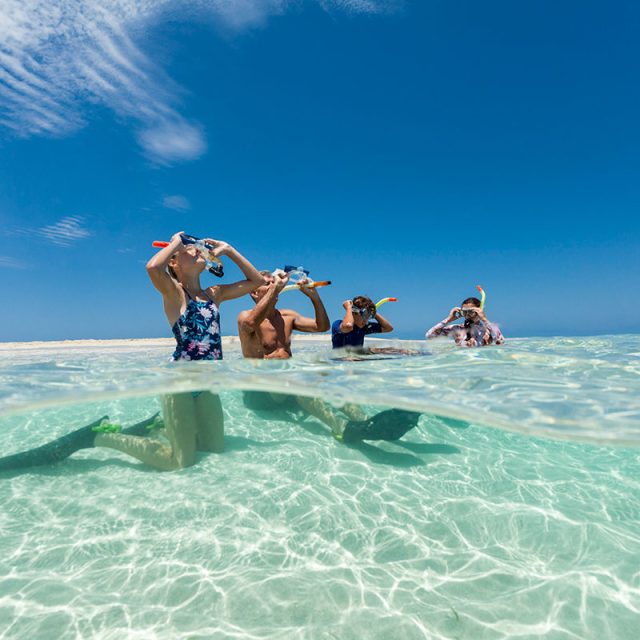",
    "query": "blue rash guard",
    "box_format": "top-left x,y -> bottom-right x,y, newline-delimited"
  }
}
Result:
331,319 -> 383,349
